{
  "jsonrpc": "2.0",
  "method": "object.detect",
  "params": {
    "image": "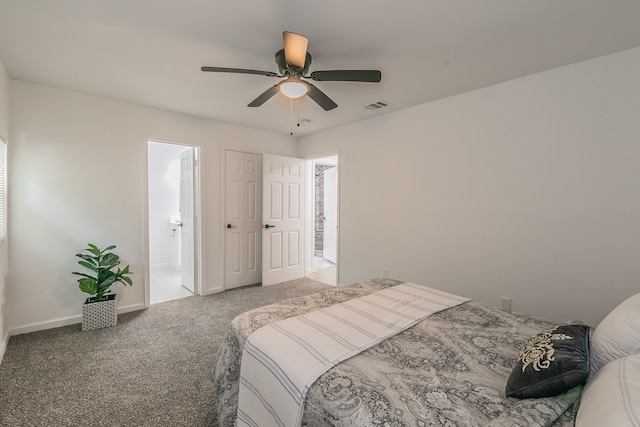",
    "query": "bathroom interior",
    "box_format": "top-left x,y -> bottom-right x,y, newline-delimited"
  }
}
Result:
147,140 -> 195,304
